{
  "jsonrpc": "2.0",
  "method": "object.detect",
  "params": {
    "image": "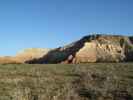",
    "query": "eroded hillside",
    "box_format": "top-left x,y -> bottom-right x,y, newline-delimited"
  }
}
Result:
25,34 -> 133,64
0,34 -> 133,64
